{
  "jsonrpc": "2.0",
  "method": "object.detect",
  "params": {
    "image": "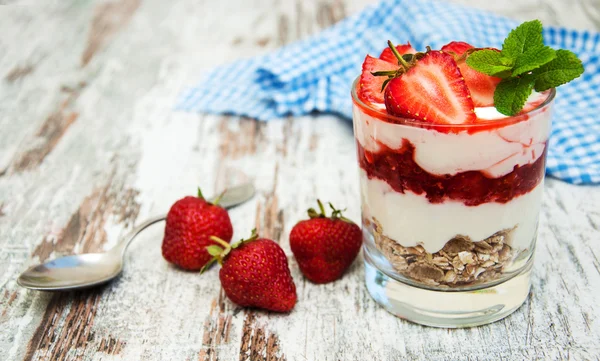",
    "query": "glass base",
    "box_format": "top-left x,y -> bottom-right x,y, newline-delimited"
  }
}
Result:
364,248 -> 532,328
